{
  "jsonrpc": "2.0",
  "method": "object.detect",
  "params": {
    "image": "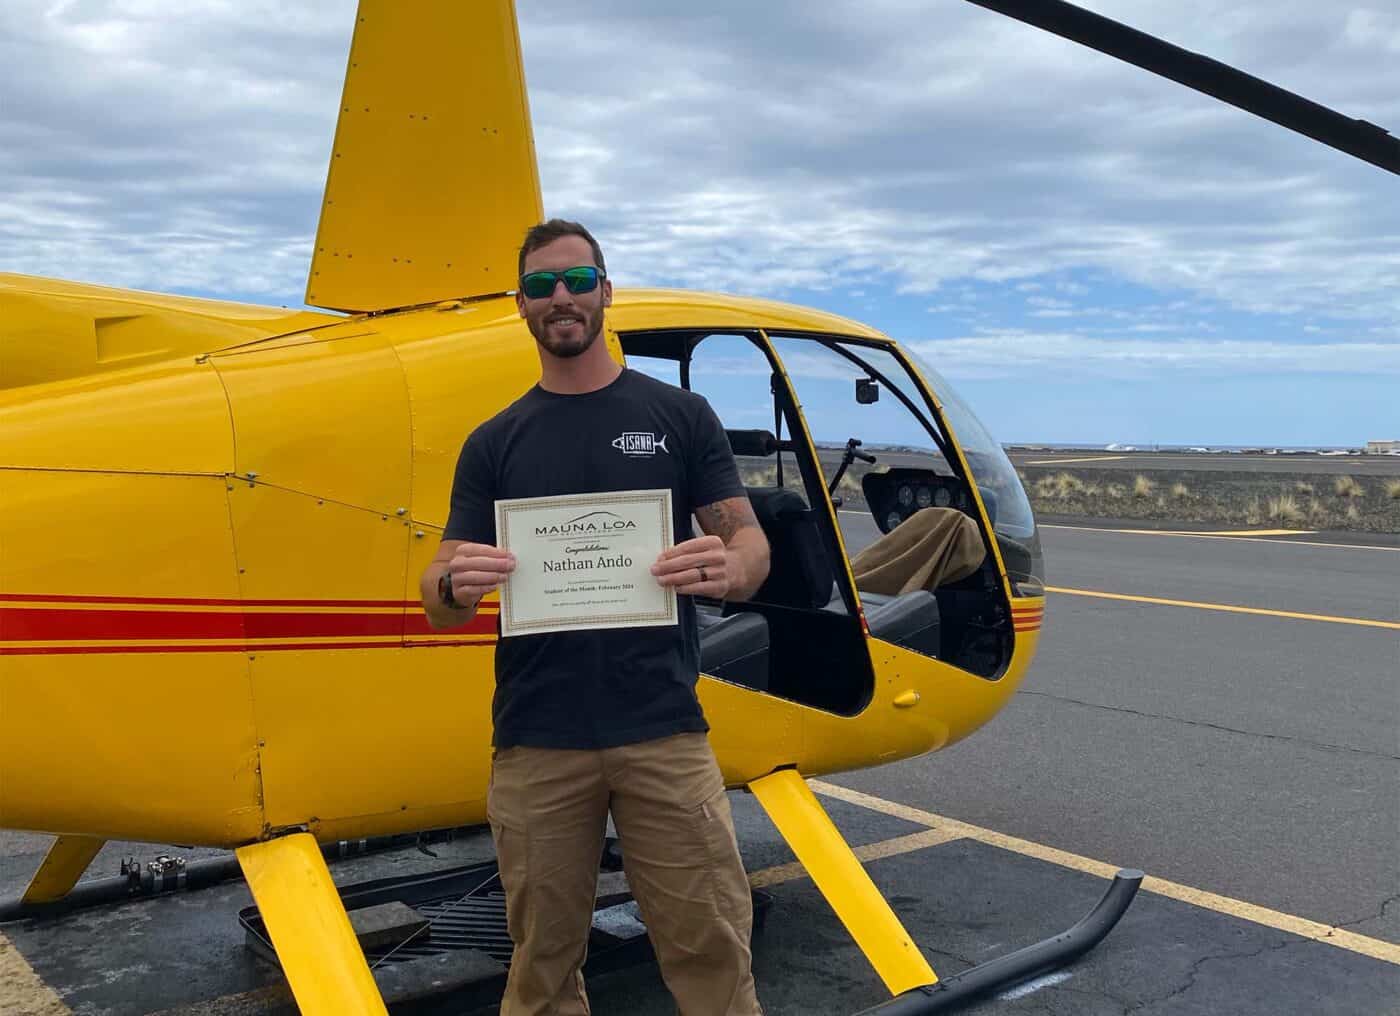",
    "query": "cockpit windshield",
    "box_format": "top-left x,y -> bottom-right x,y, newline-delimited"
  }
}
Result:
905,350 -> 1044,594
